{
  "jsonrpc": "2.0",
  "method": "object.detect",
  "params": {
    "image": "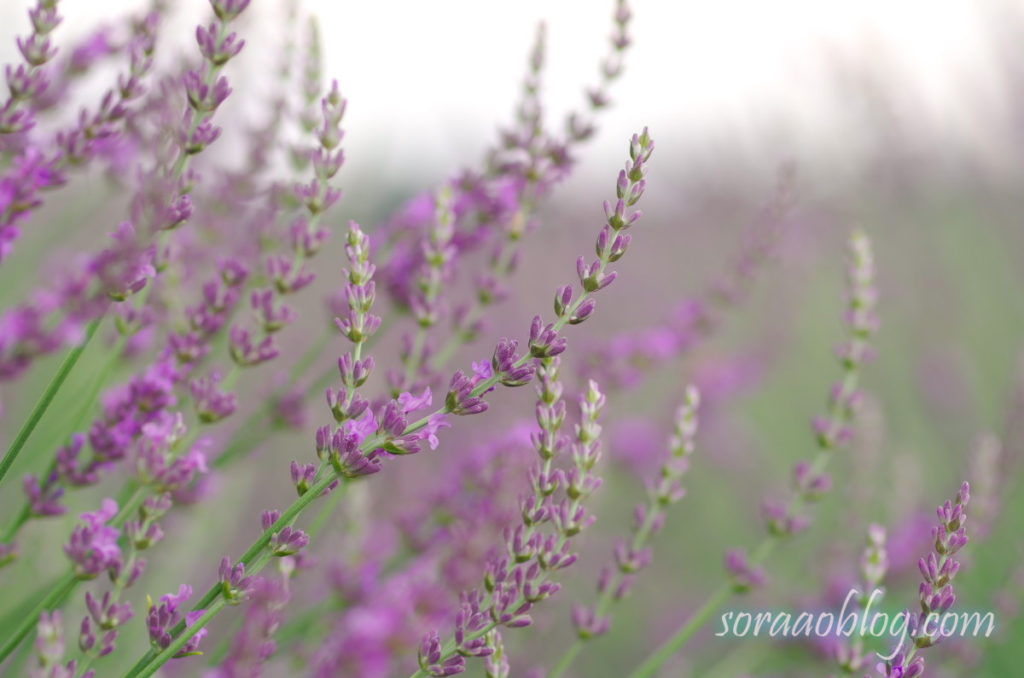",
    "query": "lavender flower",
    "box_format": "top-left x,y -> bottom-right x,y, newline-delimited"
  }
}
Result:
31,611 -> 94,678
834,524 -> 889,673
392,185 -> 456,395
394,1 -> 637,374
876,482 -> 970,678
230,78 -> 348,366
146,585 -> 208,657
760,229 -> 878,540
0,0 -> 62,145
412,376 -> 608,677
64,492 -> 171,673
551,386 -> 700,677
627,230 -> 878,678
0,3 -> 1006,678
